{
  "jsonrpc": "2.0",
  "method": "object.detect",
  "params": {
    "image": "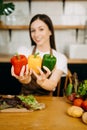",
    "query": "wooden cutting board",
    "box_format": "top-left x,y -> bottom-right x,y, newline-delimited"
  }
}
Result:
0,95 -> 45,112
0,108 -> 33,112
